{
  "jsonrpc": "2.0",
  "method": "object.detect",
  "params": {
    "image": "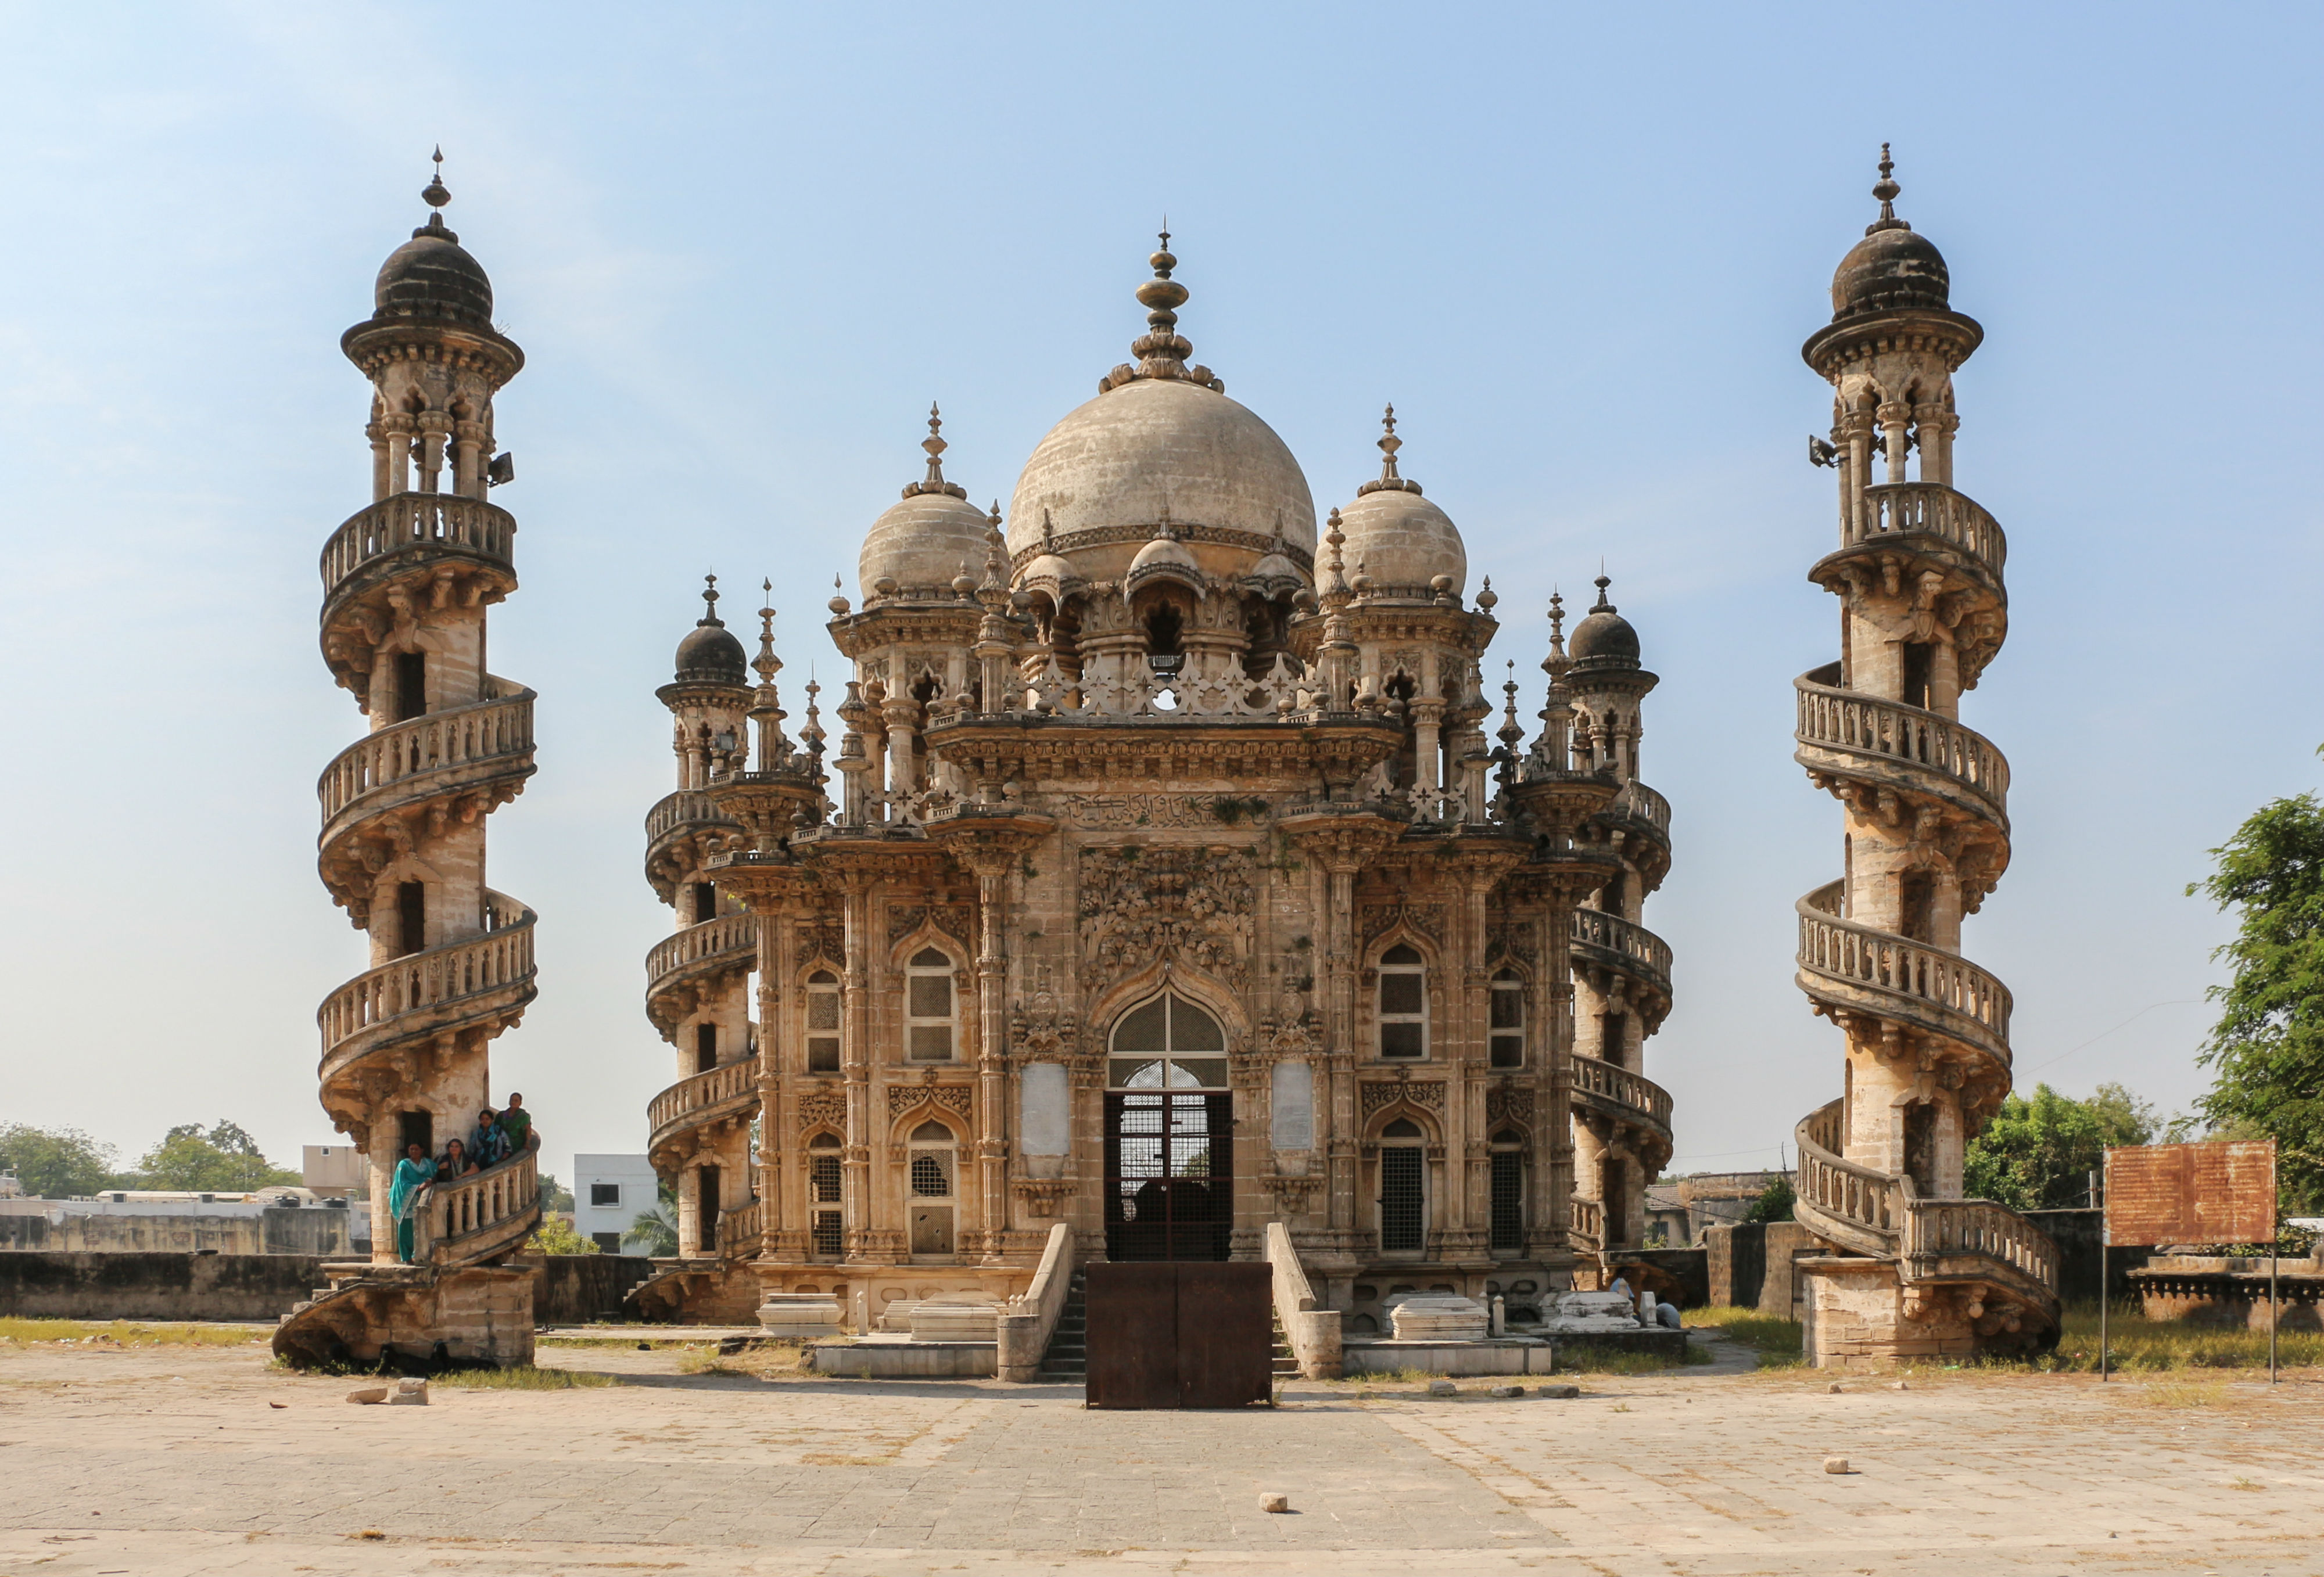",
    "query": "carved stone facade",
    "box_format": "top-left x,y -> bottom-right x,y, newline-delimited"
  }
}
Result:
637,238 -> 1682,1335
